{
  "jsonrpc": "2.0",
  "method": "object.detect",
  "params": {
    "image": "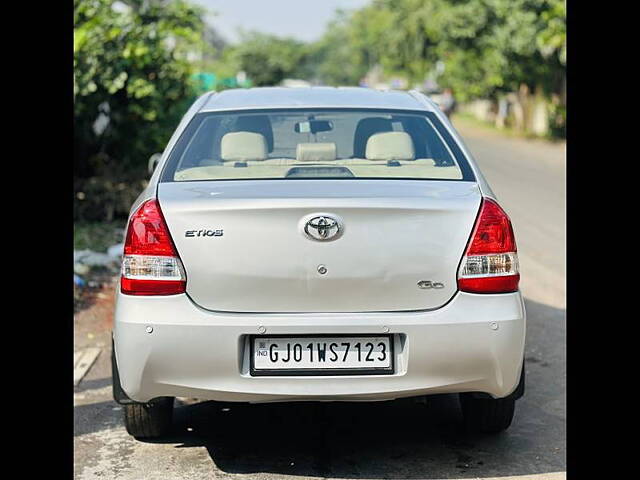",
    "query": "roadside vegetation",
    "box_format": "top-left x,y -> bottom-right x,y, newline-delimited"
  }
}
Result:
74,220 -> 126,252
